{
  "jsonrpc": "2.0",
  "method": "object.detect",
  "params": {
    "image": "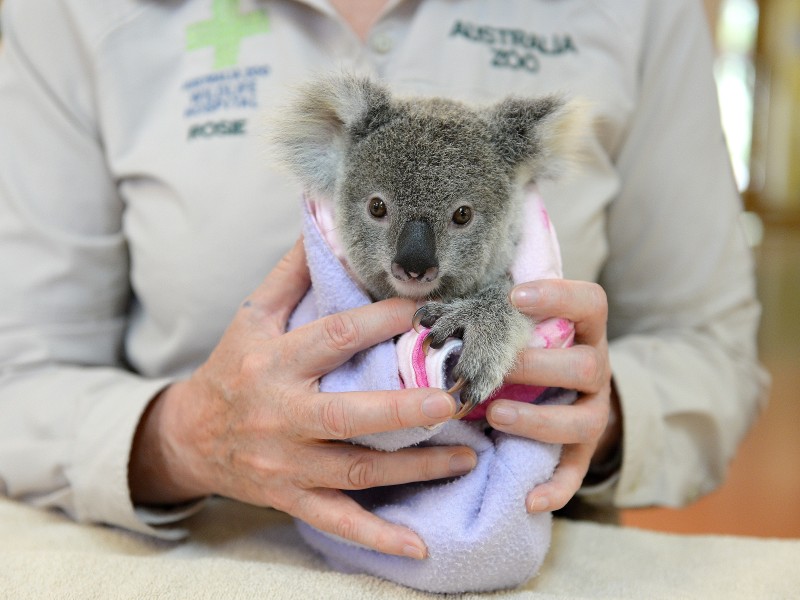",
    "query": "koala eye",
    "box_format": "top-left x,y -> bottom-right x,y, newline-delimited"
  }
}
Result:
452,206 -> 472,226
368,196 -> 387,219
